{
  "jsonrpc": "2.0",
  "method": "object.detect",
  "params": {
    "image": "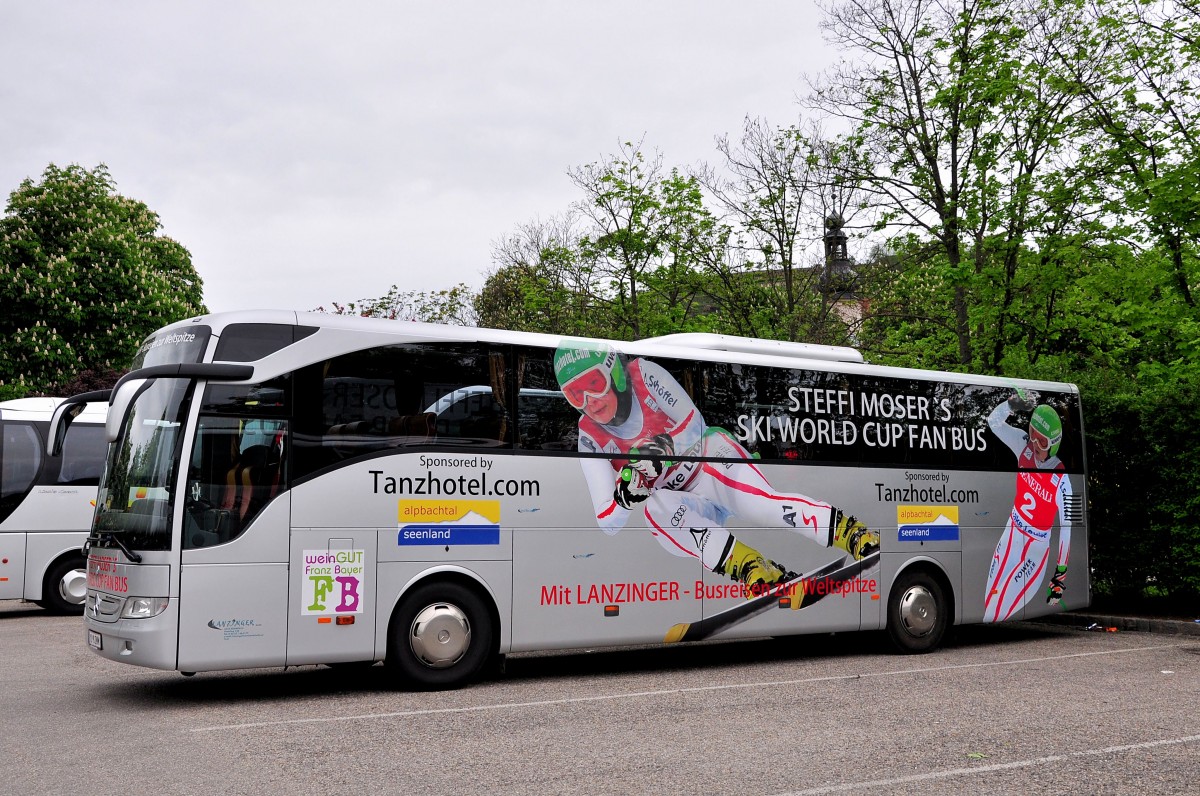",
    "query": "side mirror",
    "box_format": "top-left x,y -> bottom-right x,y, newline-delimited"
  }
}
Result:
107,379 -> 151,443
48,389 -> 111,456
